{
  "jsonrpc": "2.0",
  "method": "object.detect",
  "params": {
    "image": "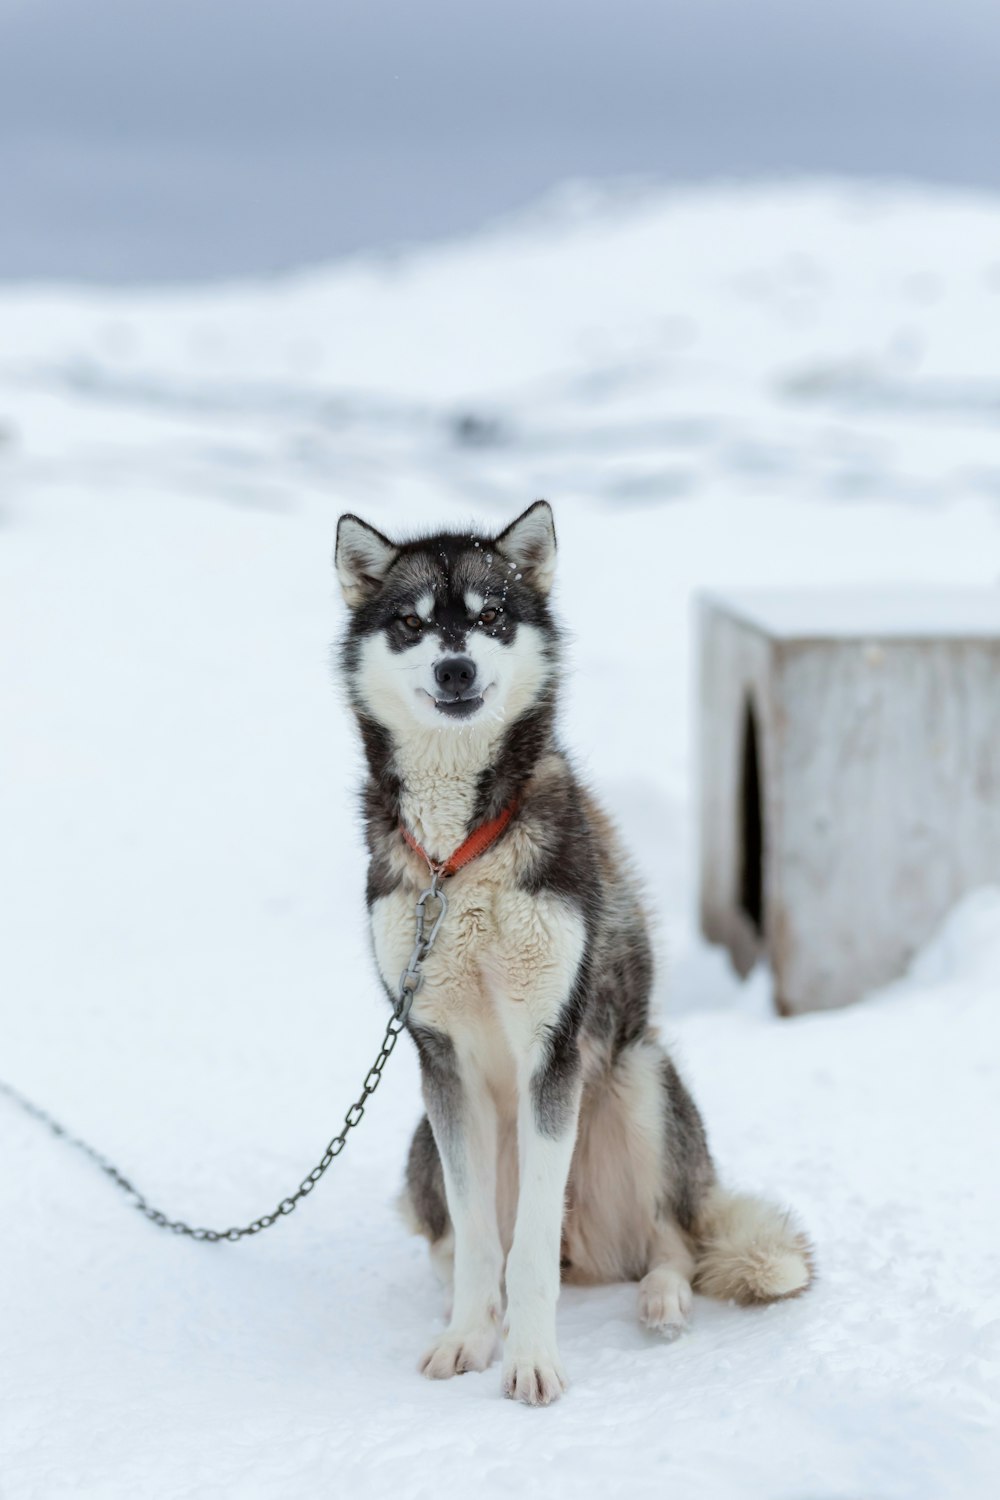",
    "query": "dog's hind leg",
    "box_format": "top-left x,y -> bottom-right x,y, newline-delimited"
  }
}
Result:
563,1038 -> 700,1337
400,1115 -> 454,1300
638,1217 -> 695,1340
634,1052 -> 714,1336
